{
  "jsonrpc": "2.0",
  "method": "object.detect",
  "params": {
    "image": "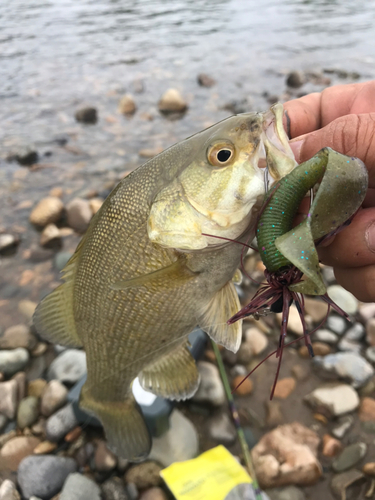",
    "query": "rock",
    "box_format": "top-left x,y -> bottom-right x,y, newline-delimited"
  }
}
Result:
138,148 -> 163,159
64,425 -> 82,442
313,352 -> 374,387
332,442 -> 367,472
45,403 -> 79,441
0,414 -> 7,432
291,365 -> 309,381
54,251 -> 73,272
0,379 -> 18,418
300,341 -> 332,358
25,356 -> 46,381
304,384 -> 359,417
332,415 -> 354,439
101,477 -> 129,500
139,488 -> 167,500
286,71 -> 305,88
18,300 -> 37,320
0,348 -> 29,377
363,462 -> 375,476
60,473 -> 101,500
207,411 -> 236,444
8,145 -> 38,166
29,197 -> 64,227
304,298 -> 330,323
125,462 -> 162,489
66,198 -> 92,233
330,469 -> 365,500
192,361 -> 225,406
359,303 -> 375,322
273,378 -> 296,399
0,430 -> 17,448
244,327 -> 268,355
327,285 -> 358,315
0,436 -> 40,471
94,440 -> 117,472
251,423 -> 321,488
366,317 -> 375,346
366,346 -> 375,364
277,305 -> 303,336
232,375 -> 253,395
40,380 -> 68,417
322,434 -> 343,457
265,401 -> 284,428
345,323 -> 365,341
89,198 -> 104,215
158,89 -> 187,113
17,396 -> 39,429
149,409 -> 198,467
40,224 -> 61,247
0,480 -> 21,500
33,440 -> 58,454
266,485 -> 305,500
18,455 -> 77,499
119,94 -> 136,115
236,342 -> 253,364
75,107 -> 98,124
337,338 -> 361,353
326,315 -> 347,335
358,397 -> 375,421
47,349 -> 86,384
197,73 -> 216,87
314,329 -> 338,344
0,234 -> 20,253
28,379 -> 47,398
0,324 -> 37,350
